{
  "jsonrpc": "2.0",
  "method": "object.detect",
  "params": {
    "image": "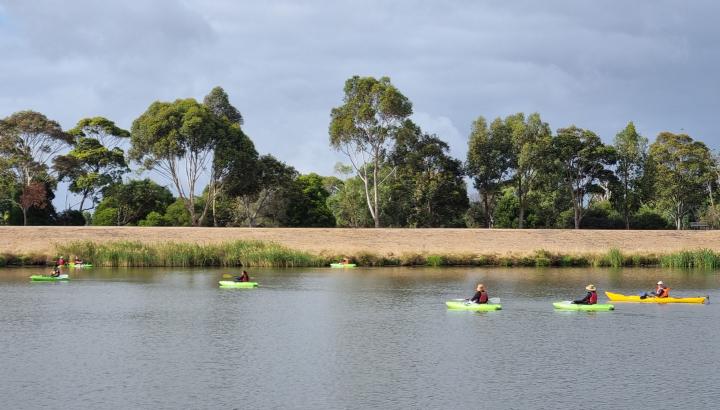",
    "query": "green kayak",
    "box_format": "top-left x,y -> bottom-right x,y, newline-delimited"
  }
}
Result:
218,281 -> 258,288
553,301 -> 614,311
330,263 -> 356,268
445,301 -> 502,311
30,275 -> 70,282
68,263 -> 92,268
